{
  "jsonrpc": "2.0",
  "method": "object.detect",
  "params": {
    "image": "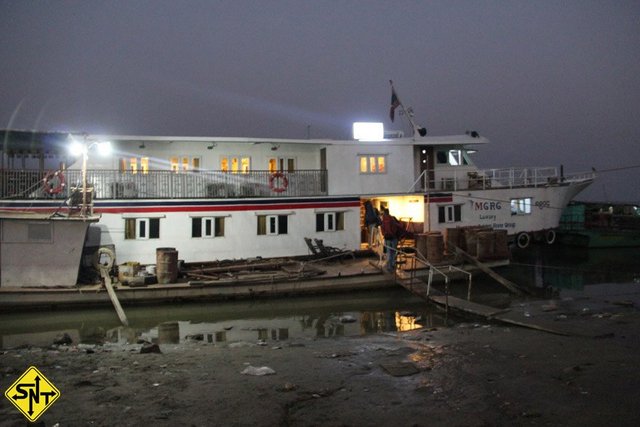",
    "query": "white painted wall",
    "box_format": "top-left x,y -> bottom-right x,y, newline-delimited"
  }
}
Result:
325,142 -> 415,196
96,206 -> 361,265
